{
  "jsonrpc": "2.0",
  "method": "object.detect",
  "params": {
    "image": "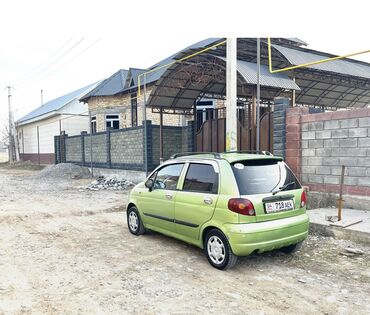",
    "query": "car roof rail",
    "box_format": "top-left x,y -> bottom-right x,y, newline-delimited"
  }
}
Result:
222,150 -> 274,156
170,152 -> 221,159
